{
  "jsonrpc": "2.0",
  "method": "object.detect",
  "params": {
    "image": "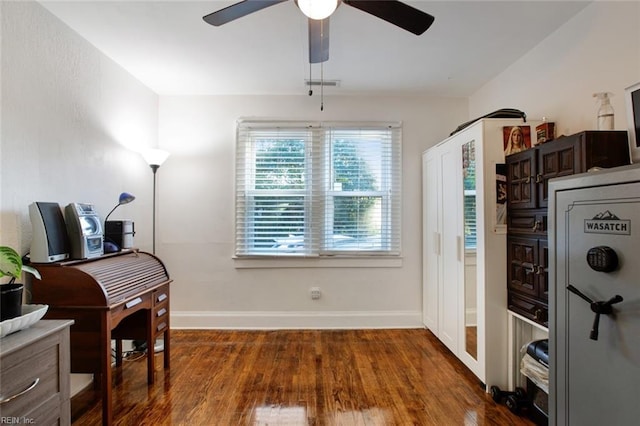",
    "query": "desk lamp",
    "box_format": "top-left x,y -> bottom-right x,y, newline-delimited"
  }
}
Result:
103,192 -> 135,252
